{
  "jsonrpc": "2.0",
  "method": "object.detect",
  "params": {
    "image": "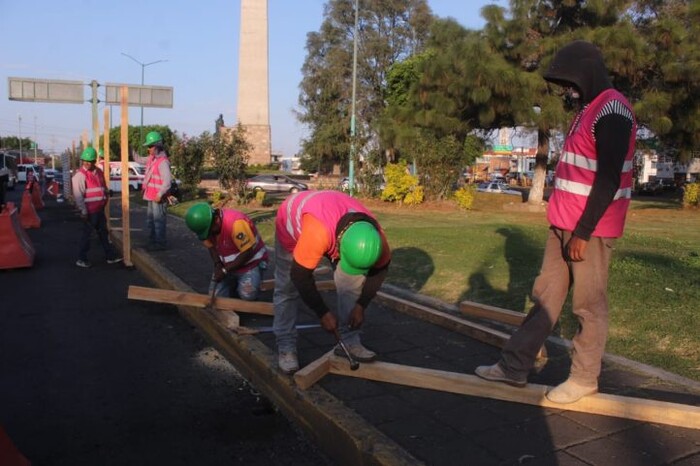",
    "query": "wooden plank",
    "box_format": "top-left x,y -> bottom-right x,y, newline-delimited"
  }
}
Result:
328,358 -> 700,430
376,291 -> 510,349
119,86 -> 132,267
294,351 -> 333,390
459,300 -> 526,326
211,308 -> 240,330
128,285 -> 274,315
